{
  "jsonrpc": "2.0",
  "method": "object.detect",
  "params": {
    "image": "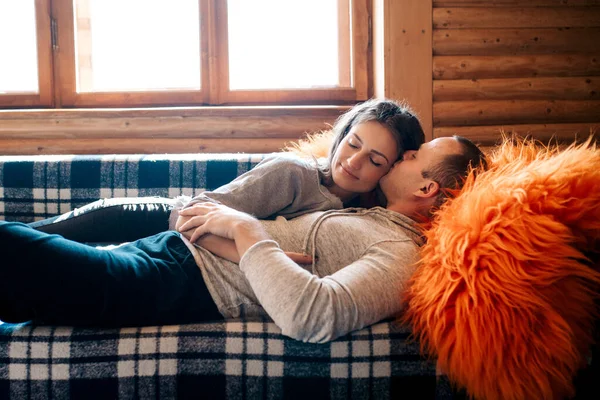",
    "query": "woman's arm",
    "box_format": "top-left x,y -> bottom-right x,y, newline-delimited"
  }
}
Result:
168,155 -> 310,230
178,205 -> 312,264
181,155 -> 328,219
